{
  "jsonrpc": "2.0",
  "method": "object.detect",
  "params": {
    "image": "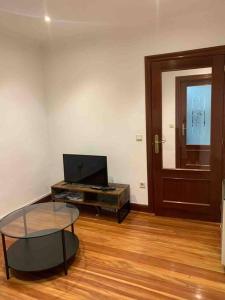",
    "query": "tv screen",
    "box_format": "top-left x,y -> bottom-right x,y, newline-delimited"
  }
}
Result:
63,154 -> 108,187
